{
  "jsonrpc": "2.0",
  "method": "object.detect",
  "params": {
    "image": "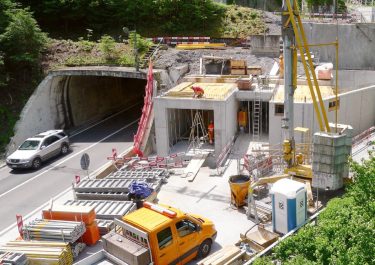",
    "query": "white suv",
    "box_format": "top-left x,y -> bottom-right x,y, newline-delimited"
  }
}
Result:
6,130 -> 70,170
